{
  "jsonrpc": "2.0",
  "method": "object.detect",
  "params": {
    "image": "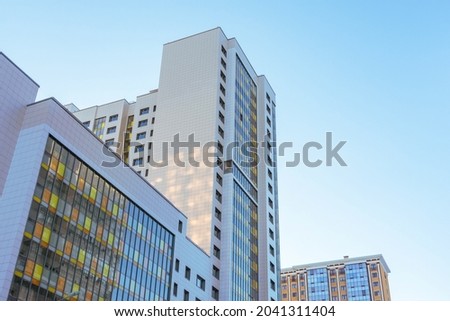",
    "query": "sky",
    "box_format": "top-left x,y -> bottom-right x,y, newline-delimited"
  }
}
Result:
1,1 -> 450,300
